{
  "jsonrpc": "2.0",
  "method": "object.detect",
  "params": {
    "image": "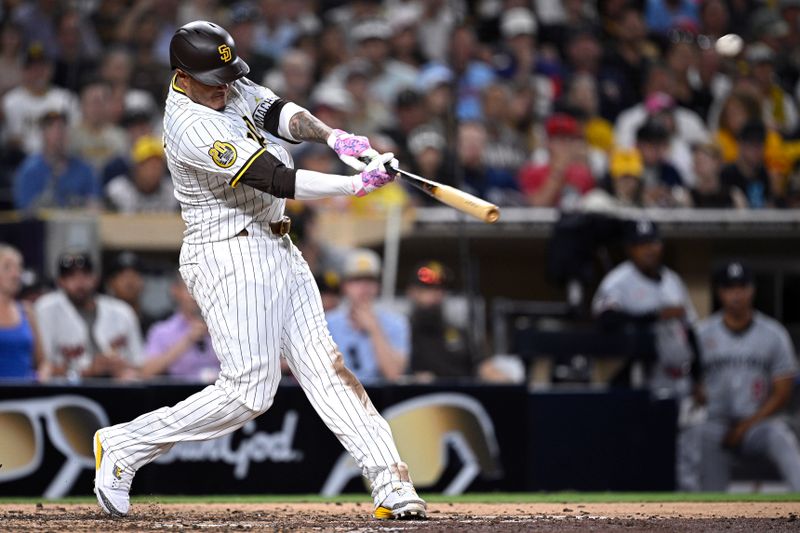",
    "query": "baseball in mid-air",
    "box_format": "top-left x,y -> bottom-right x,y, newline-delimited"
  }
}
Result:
715,33 -> 744,57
